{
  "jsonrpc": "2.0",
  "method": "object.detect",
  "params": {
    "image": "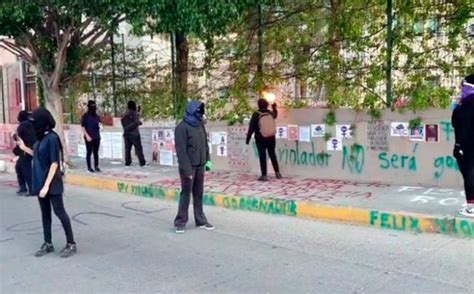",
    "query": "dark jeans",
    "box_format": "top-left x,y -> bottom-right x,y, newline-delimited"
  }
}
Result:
256,137 -> 280,176
174,166 -> 208,227
85,138 -> 100,169
456,152 -> 474,204
38,194 -> 75,244
124,135 -> 146,166
15,156 -> 32,193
